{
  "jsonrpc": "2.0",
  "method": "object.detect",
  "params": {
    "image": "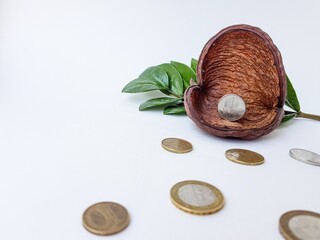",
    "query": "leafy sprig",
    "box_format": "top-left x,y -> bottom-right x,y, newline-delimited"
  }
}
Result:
122,59 -> 197,115
122,59 -> 320,122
